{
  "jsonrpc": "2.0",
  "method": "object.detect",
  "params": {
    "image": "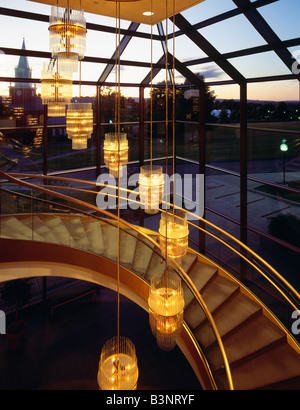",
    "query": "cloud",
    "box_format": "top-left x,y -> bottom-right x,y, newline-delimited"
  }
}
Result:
197,64 -> 224,79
